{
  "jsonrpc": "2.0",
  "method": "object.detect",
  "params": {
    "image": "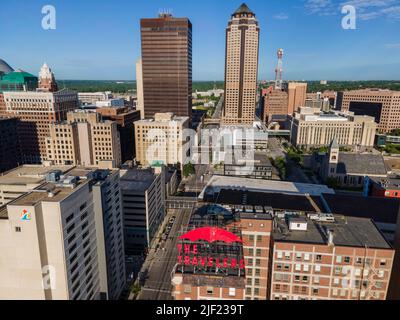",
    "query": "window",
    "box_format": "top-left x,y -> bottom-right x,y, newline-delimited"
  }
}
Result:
303,265 -> 309,272
312,288 -> 319,295
304,253 -> 310,261
206,287 -> 213,295
344,256 -> 351,263
316,255 -> 322,262
229,288 -> 236,297
380,260 -> 387,267
315,265 -> 321,273
15,227 -> 21,232
295,264 -> 301,271
336,256 -> 342,263
277,251 -> 283,259
296,253 -> 302,260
